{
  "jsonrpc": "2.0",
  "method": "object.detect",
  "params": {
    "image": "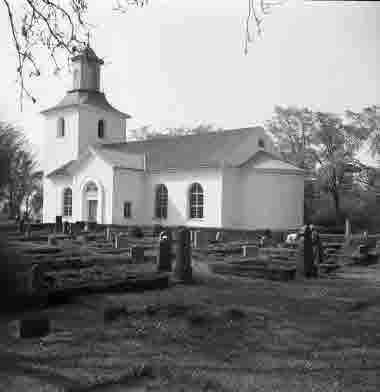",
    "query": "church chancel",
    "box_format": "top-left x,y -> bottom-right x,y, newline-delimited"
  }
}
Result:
42,46 -> 304,230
